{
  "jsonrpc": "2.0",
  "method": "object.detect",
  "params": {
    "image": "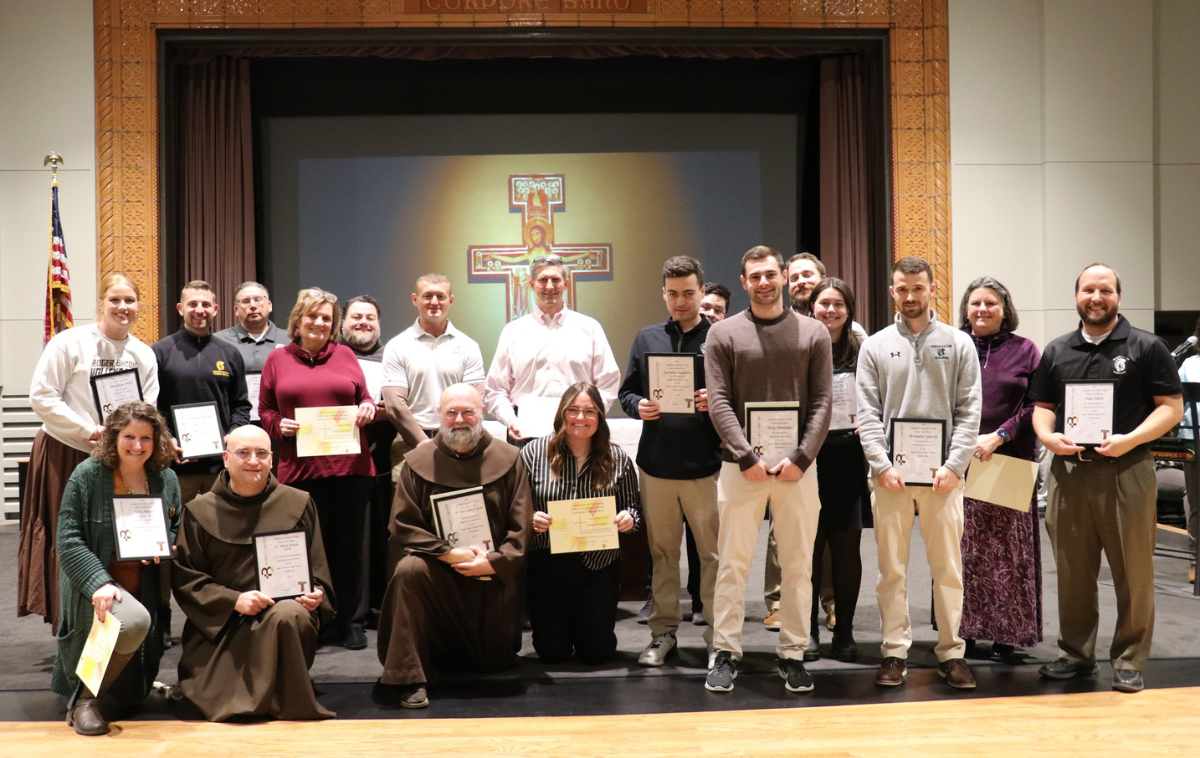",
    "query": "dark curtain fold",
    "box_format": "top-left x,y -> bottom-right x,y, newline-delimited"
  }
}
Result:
176,57 -> 256,330
818,55 -> 883,330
